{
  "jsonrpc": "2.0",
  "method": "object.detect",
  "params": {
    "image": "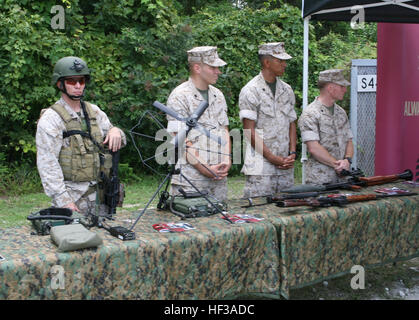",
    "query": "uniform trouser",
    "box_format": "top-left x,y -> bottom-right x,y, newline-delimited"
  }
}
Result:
170,178 -> 228,203
304,159 -> 346,185
243,174 -> 294,198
